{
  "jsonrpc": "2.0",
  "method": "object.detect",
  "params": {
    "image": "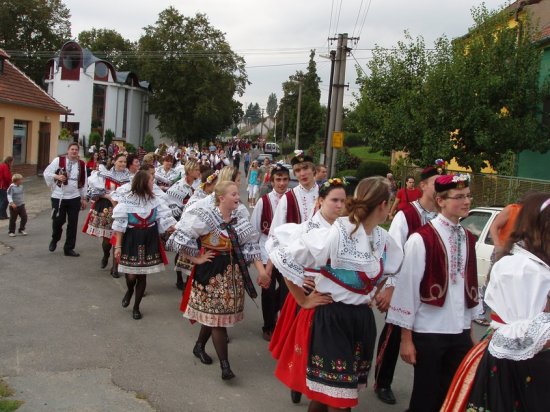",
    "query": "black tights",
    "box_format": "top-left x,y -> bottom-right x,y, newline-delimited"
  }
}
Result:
196,325 -> 228,361
125,274 -> 146,310
102,238 -> 118,273
307,401 -> 349,412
